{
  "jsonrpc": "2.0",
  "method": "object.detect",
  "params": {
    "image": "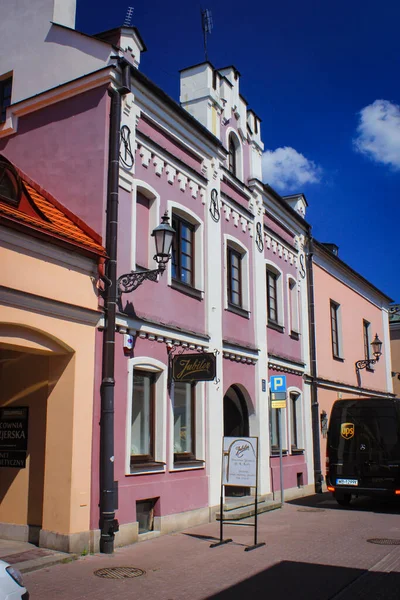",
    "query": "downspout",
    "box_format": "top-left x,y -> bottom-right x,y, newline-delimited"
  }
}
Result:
306,233 -> 323,493
100,62 -> 131,554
